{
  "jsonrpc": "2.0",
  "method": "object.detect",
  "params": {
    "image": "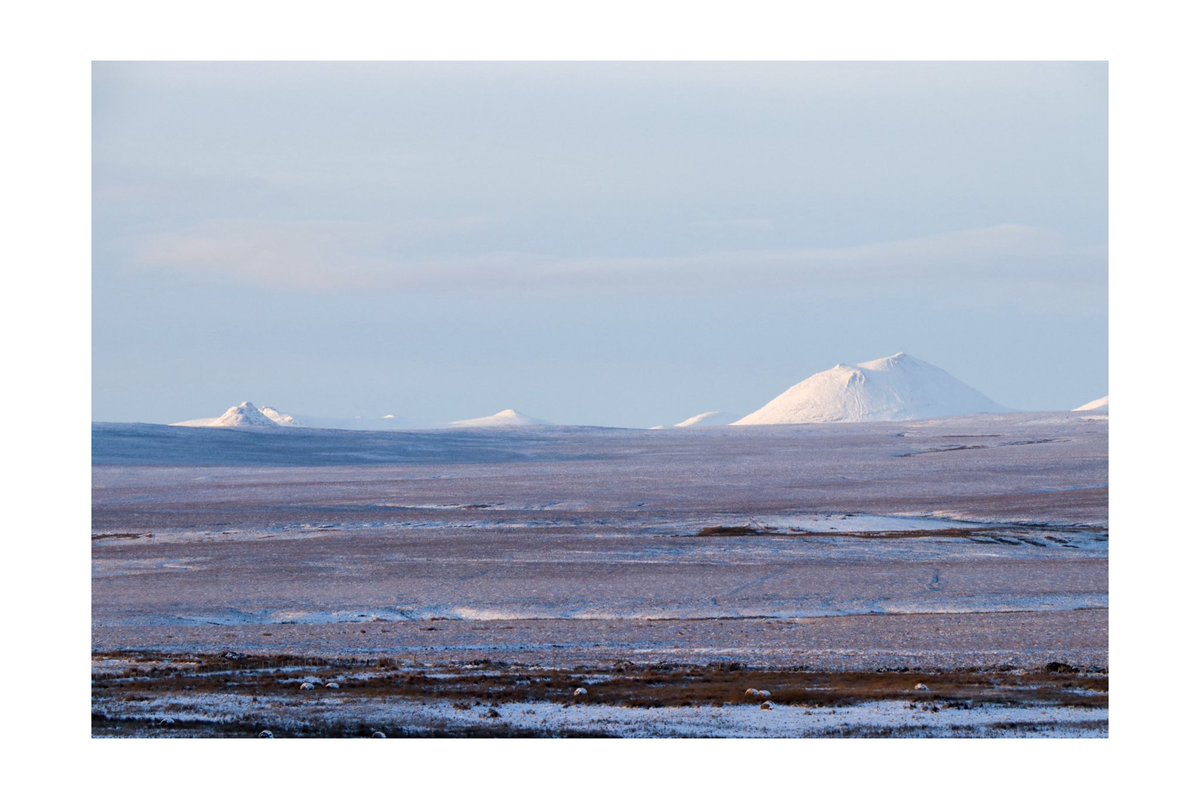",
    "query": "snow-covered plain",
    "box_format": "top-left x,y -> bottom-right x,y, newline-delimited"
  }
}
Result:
92,411 -> 1107,737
